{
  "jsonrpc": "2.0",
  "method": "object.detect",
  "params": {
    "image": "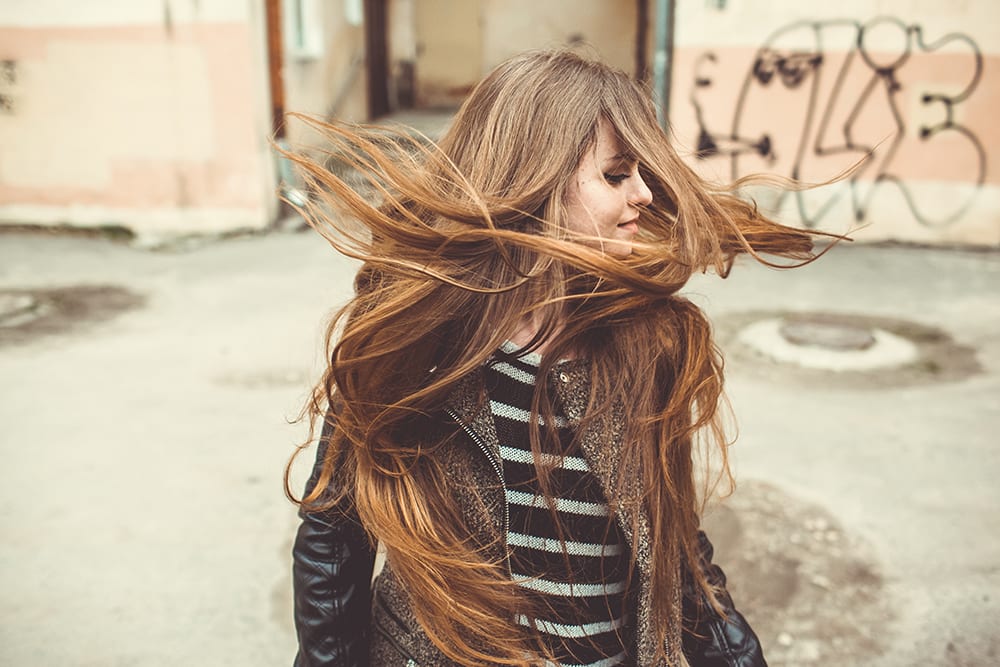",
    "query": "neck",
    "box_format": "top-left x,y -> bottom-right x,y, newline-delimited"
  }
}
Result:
509,312 -> 574,358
